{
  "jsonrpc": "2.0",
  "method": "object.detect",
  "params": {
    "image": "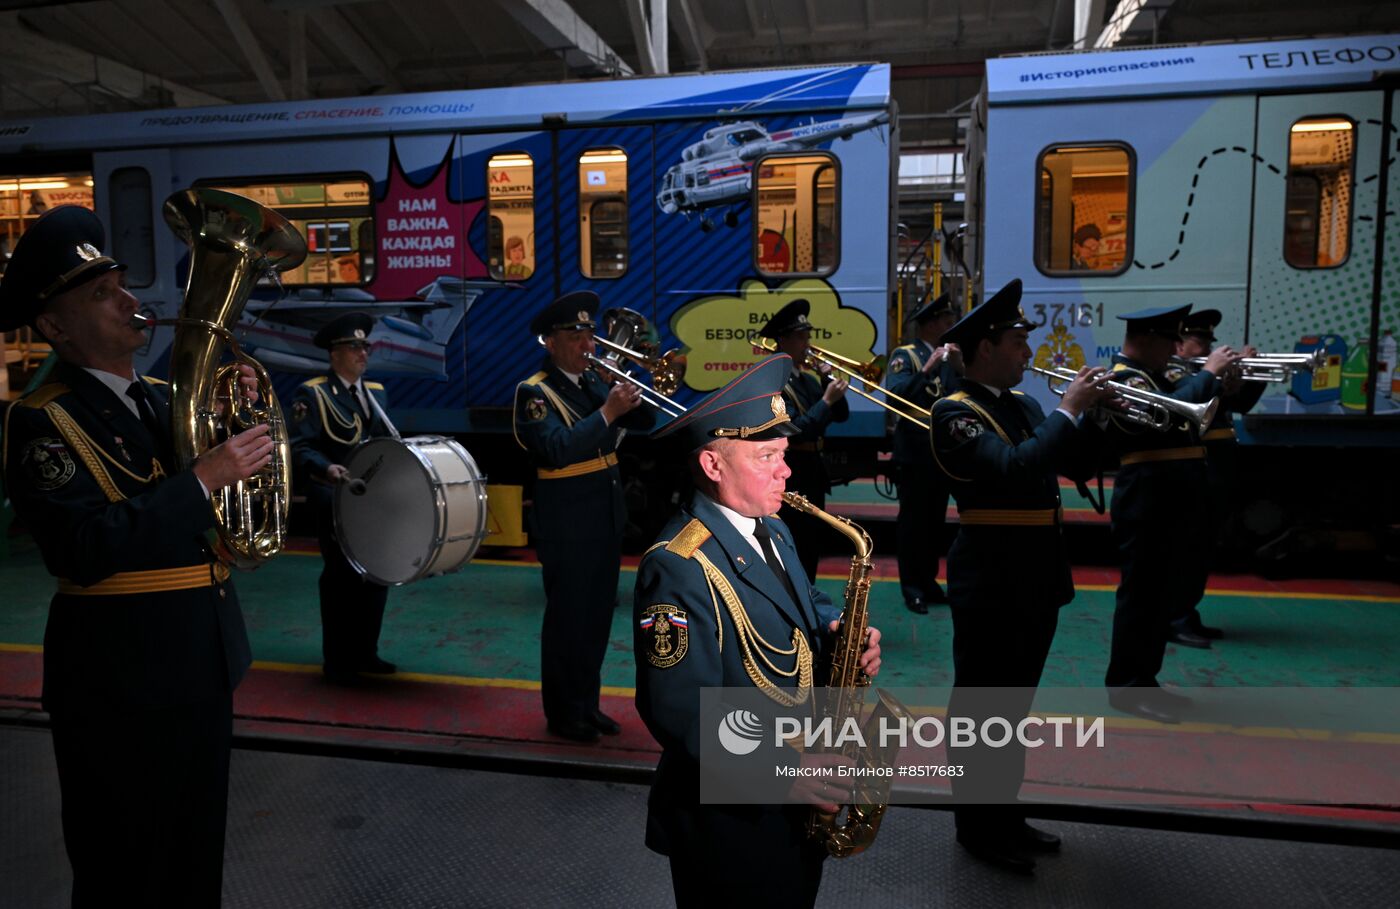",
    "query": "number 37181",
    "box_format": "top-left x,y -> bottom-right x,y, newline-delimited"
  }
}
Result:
1032,302 -> 1103,328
